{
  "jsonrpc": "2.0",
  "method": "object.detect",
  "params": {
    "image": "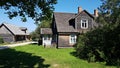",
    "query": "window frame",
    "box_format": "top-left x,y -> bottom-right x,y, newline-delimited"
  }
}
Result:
81,19 -> 88,29
69,34 -> 77,44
